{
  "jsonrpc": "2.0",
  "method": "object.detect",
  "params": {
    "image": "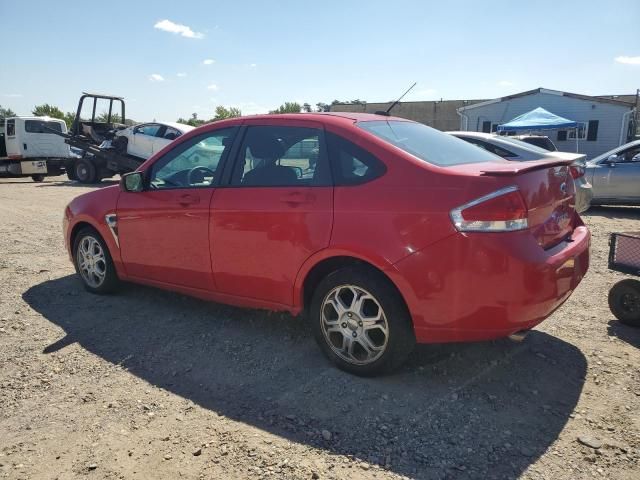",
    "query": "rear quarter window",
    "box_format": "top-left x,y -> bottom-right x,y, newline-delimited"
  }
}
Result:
358,120 -> 500,166
326,132 -> 386,185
